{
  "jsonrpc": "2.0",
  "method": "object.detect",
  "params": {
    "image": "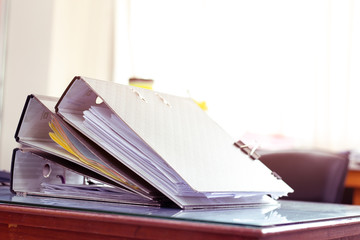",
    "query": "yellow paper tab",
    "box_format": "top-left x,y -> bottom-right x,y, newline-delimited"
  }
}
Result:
48,117 -> 138,190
